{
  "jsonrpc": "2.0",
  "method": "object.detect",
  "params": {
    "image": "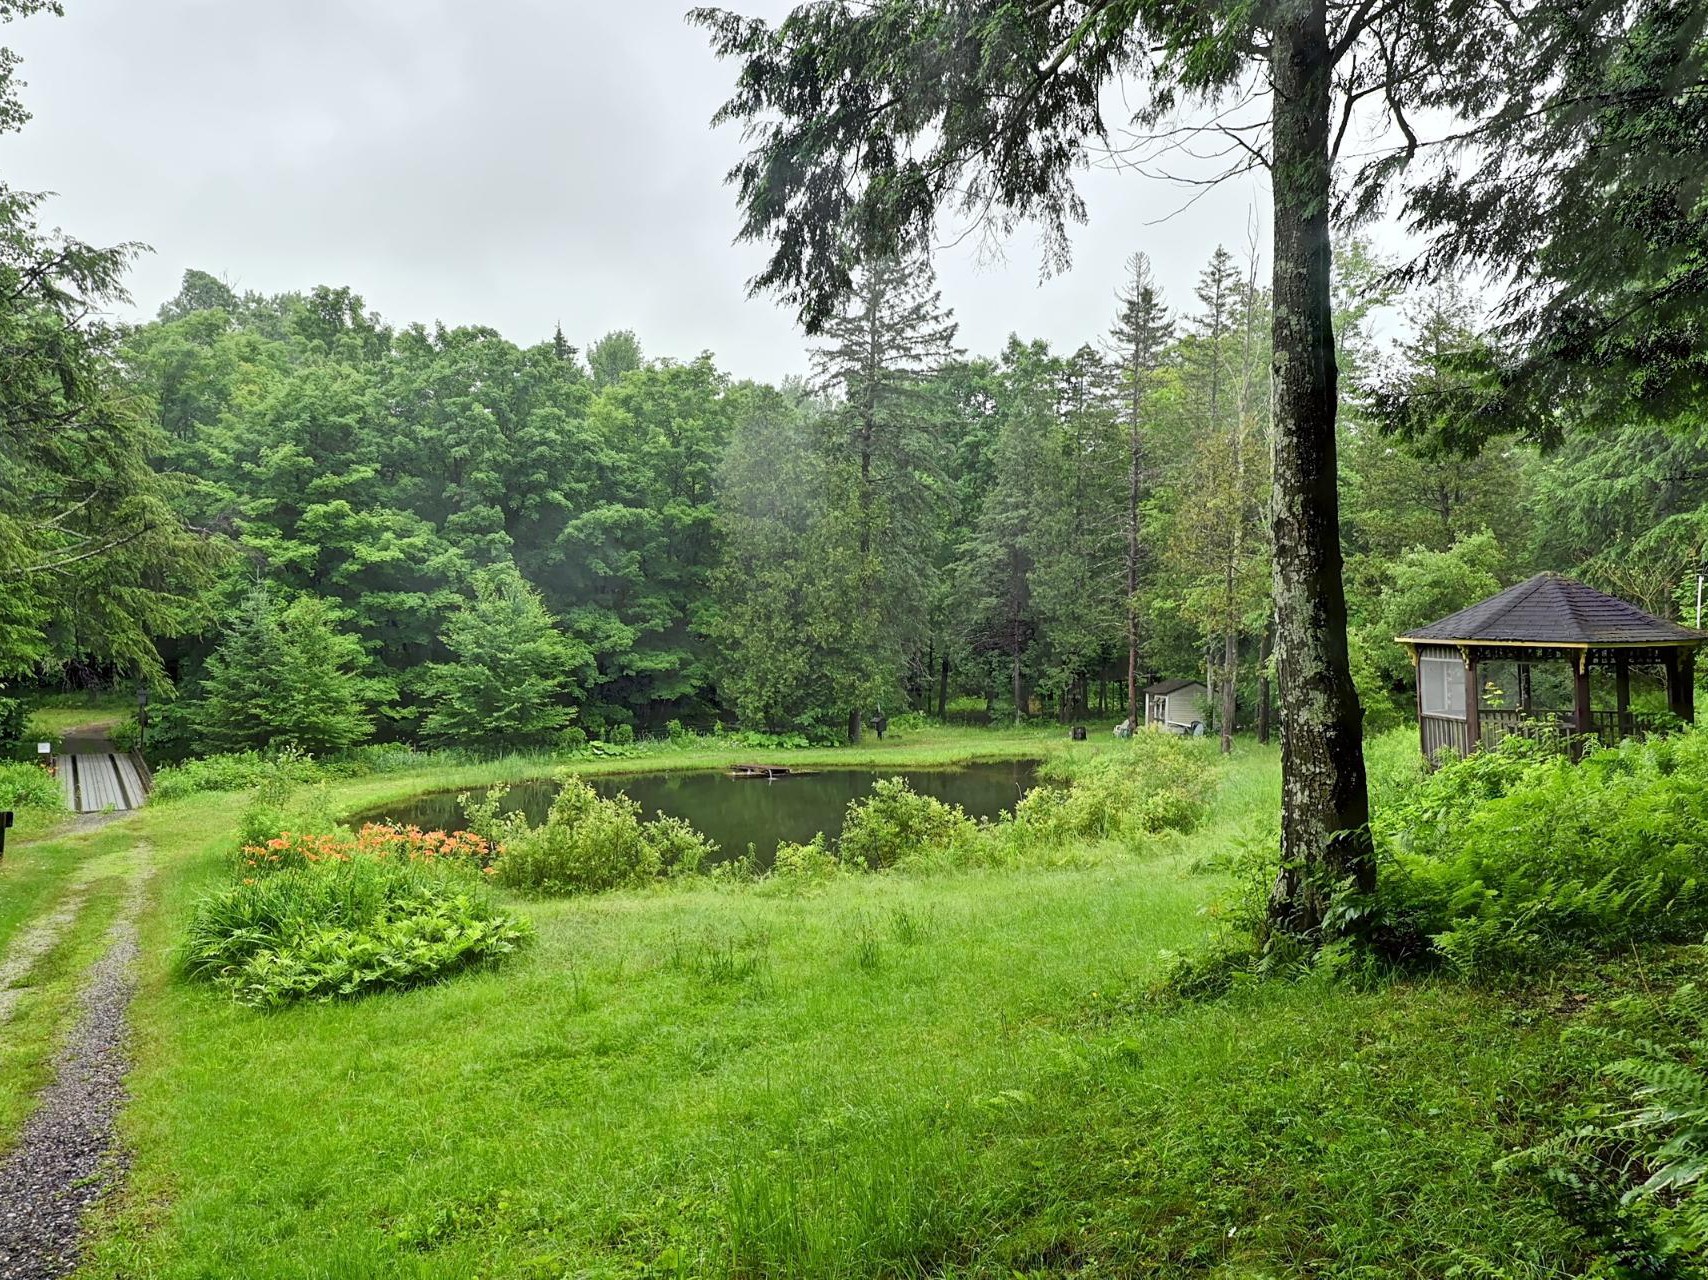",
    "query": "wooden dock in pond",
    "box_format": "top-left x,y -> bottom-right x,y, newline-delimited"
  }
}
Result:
728,763 -> 807,779
55,751 -> 151,813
